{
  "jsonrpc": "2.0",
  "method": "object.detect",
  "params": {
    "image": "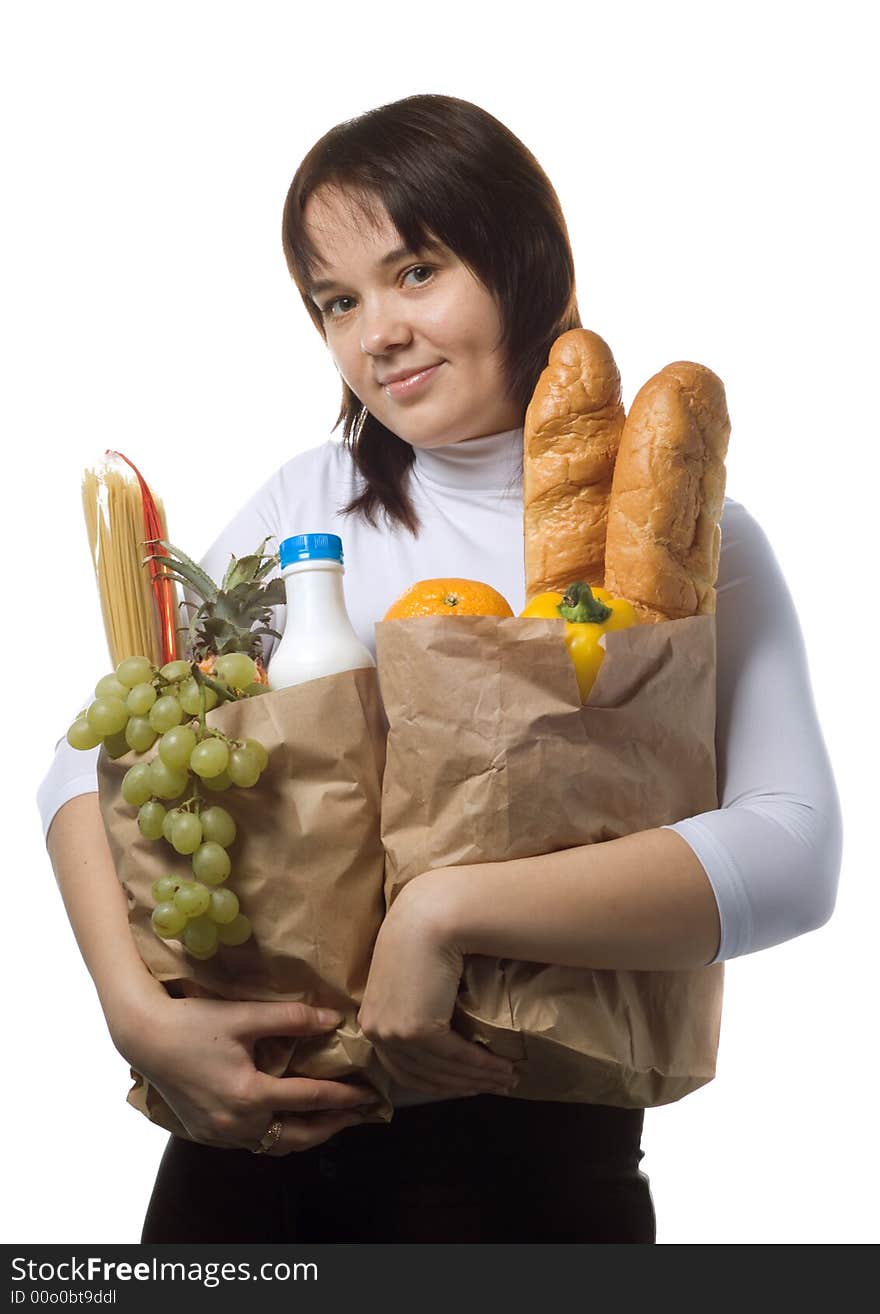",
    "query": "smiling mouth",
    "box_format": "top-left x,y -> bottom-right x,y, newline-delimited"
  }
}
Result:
381,363 -> 444,397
